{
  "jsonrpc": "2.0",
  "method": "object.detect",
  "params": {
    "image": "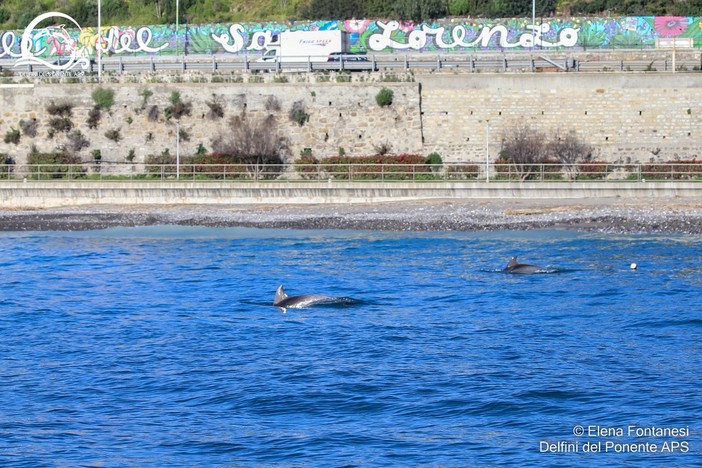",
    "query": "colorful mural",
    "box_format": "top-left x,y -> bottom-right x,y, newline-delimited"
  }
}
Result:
0,15 -> 699,66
